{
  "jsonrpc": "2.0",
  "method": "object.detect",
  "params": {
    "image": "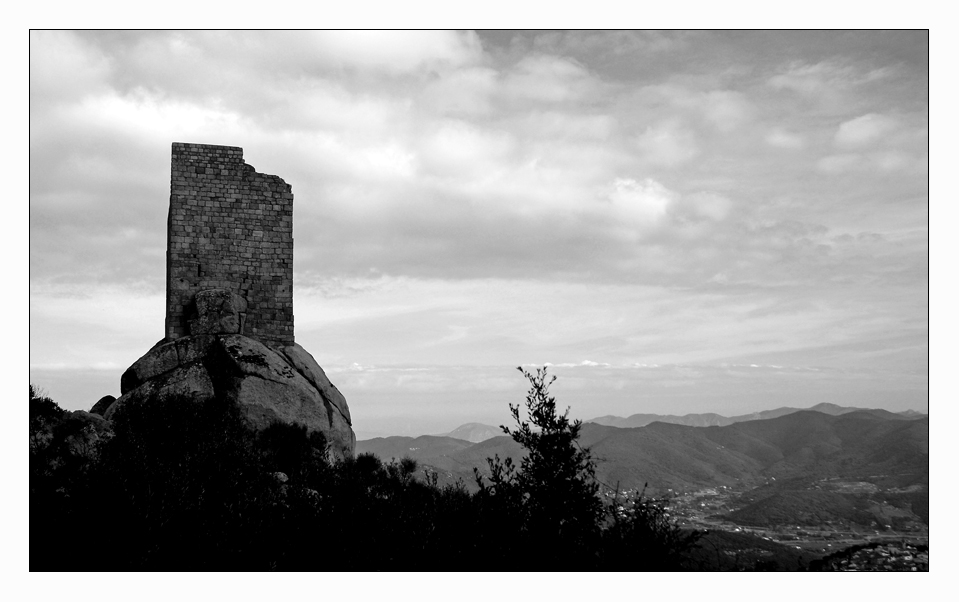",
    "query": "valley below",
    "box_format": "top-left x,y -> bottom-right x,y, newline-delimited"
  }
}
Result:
358,405 -> 929,569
